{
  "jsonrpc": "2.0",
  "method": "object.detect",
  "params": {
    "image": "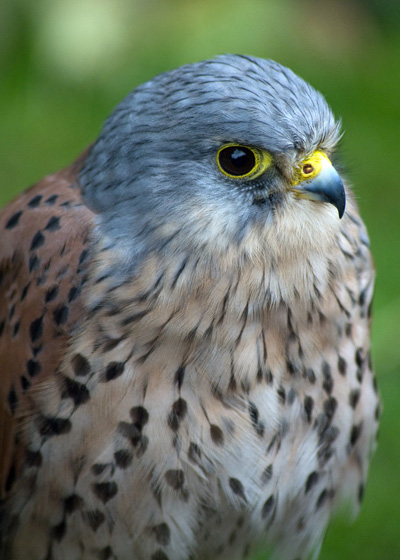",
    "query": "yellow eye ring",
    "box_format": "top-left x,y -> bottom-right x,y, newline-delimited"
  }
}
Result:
217,144 -> 272,180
